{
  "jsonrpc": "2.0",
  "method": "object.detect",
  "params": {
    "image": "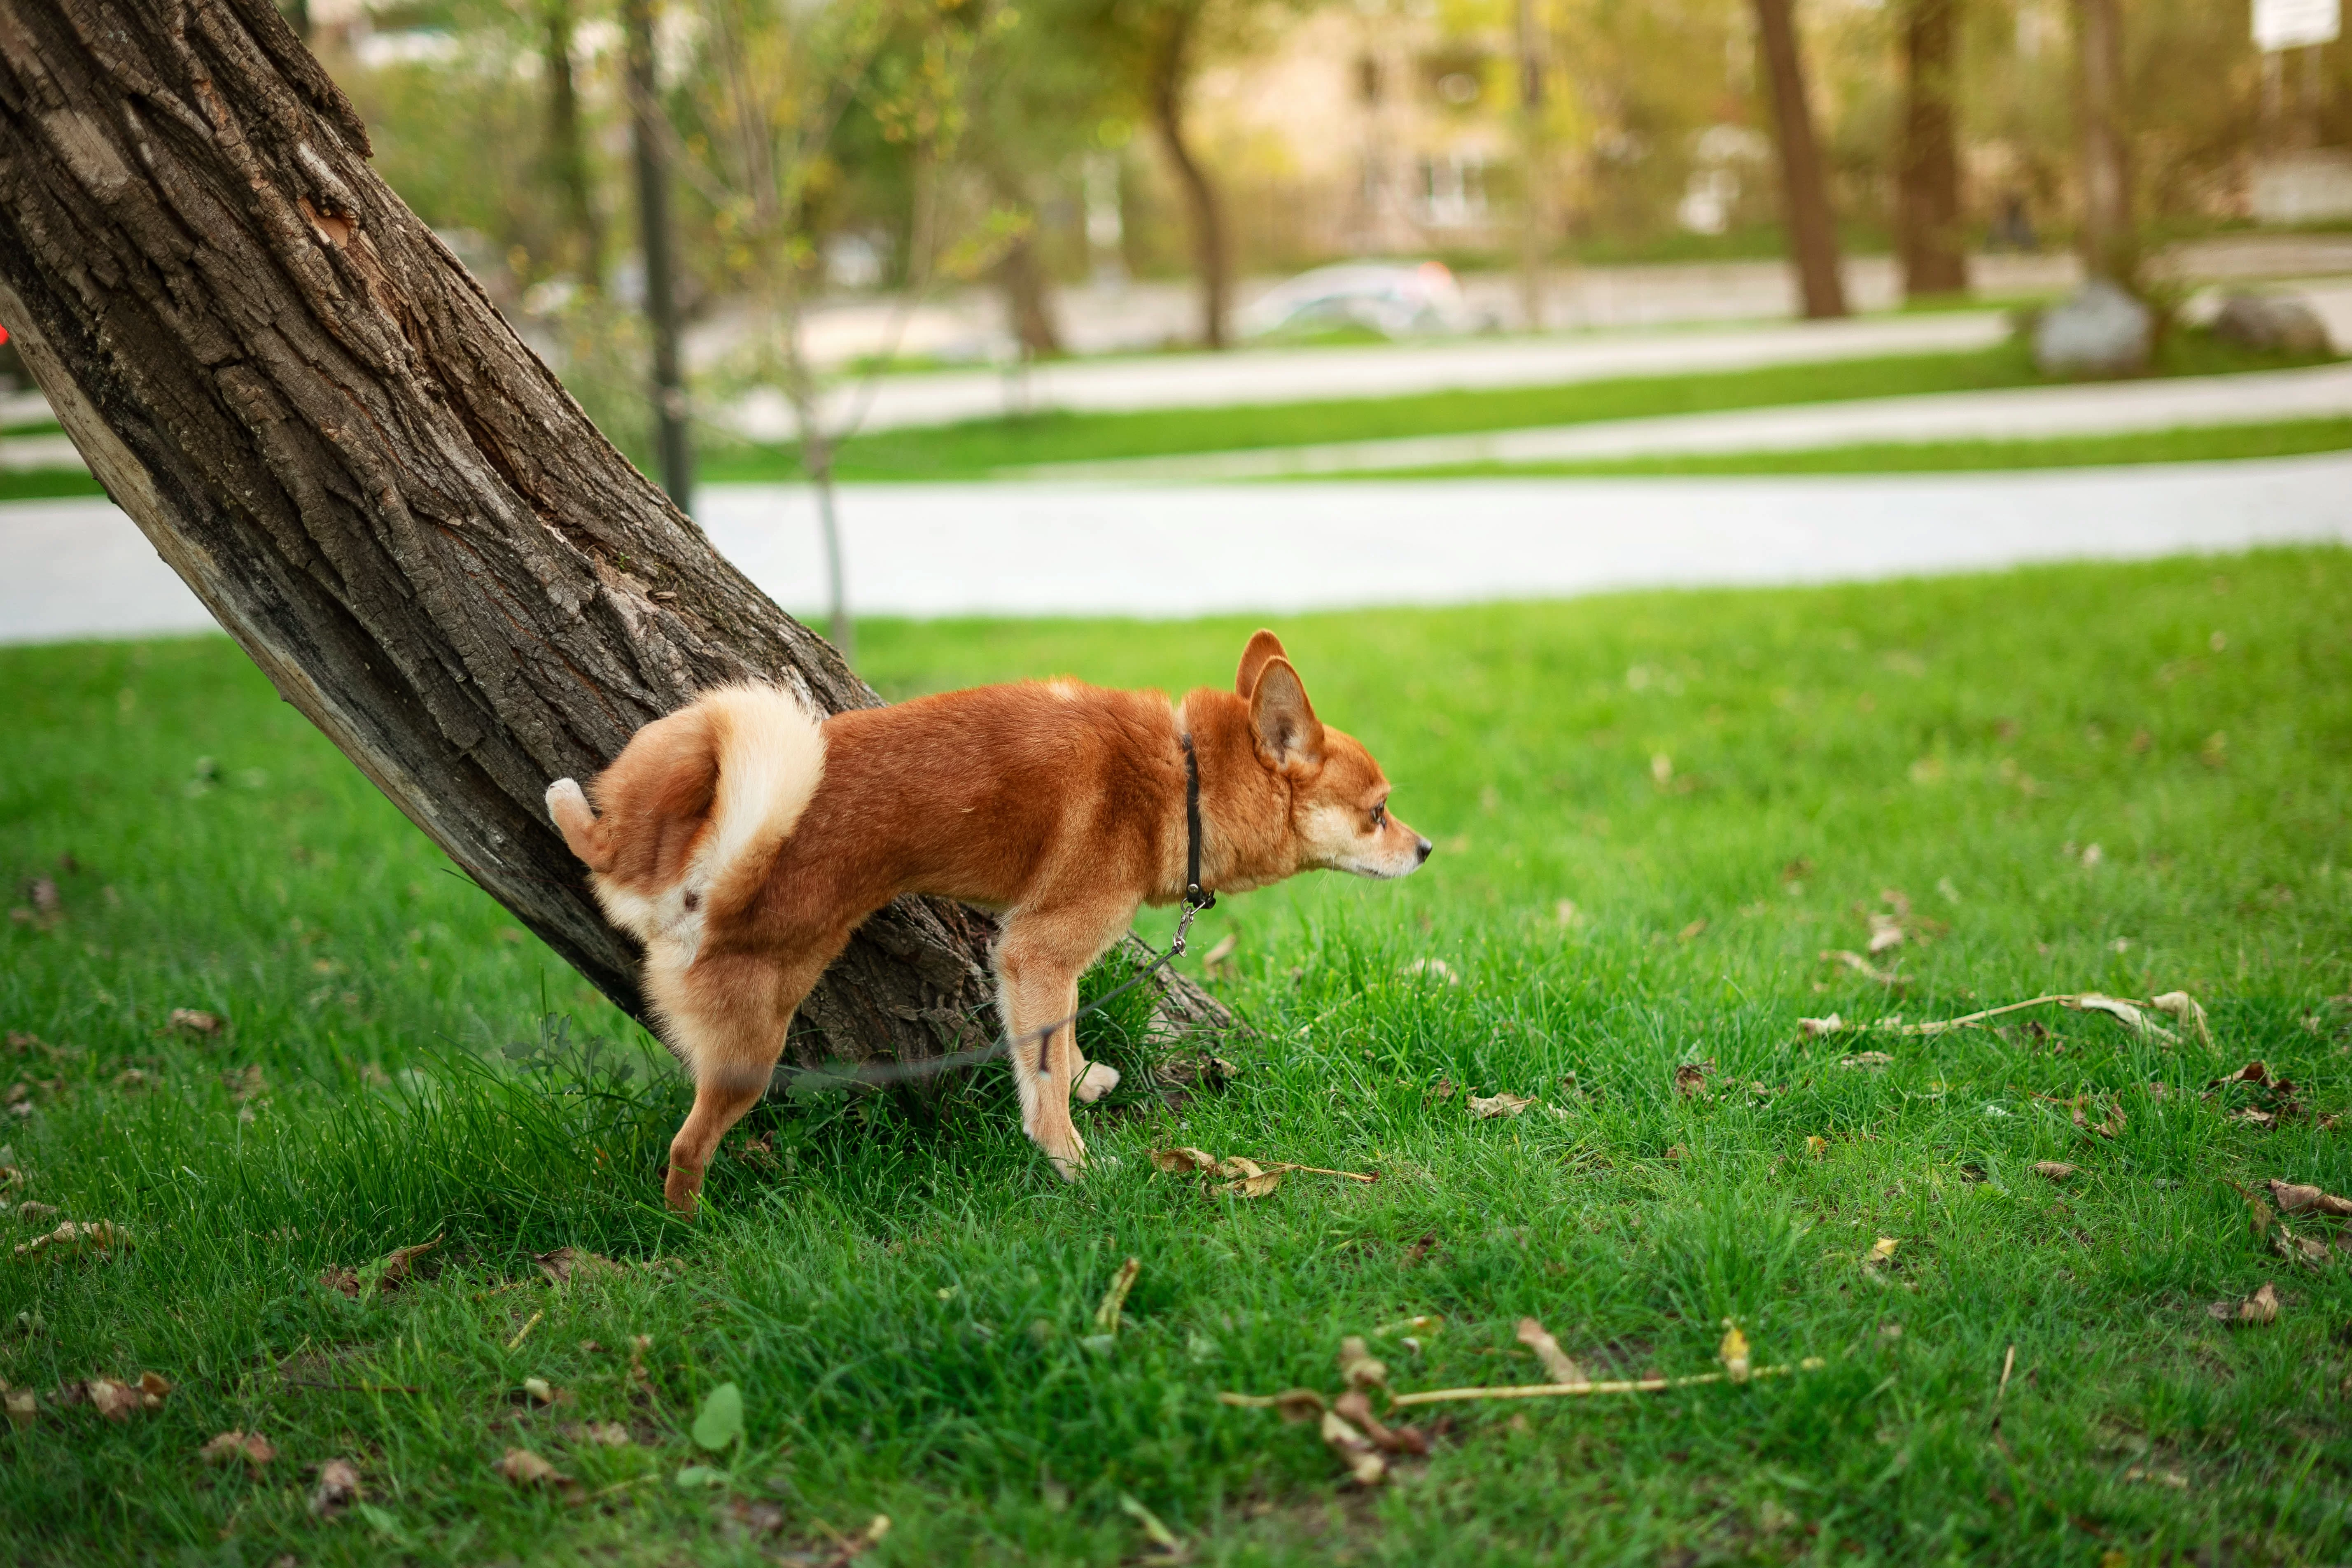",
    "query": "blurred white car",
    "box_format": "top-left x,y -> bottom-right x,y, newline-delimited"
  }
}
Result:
1236,261 -> 1483,340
